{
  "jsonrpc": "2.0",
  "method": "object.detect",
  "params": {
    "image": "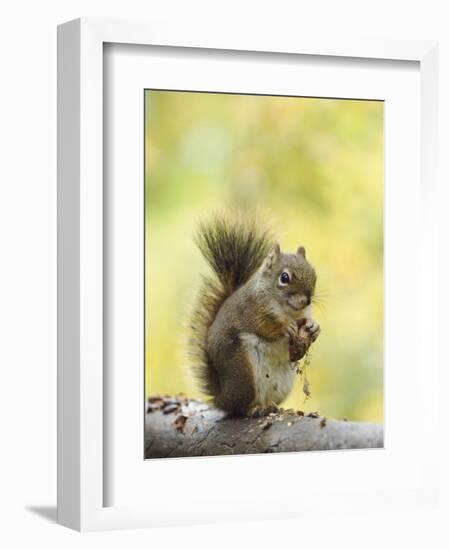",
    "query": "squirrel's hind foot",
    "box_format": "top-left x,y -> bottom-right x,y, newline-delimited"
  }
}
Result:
247,403 -> 279,418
